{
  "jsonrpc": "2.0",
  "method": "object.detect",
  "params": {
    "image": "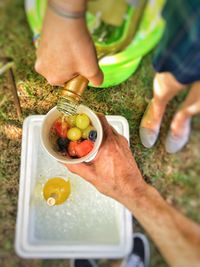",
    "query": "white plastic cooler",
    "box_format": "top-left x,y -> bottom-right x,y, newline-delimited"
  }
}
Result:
15,115 -> 133,259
